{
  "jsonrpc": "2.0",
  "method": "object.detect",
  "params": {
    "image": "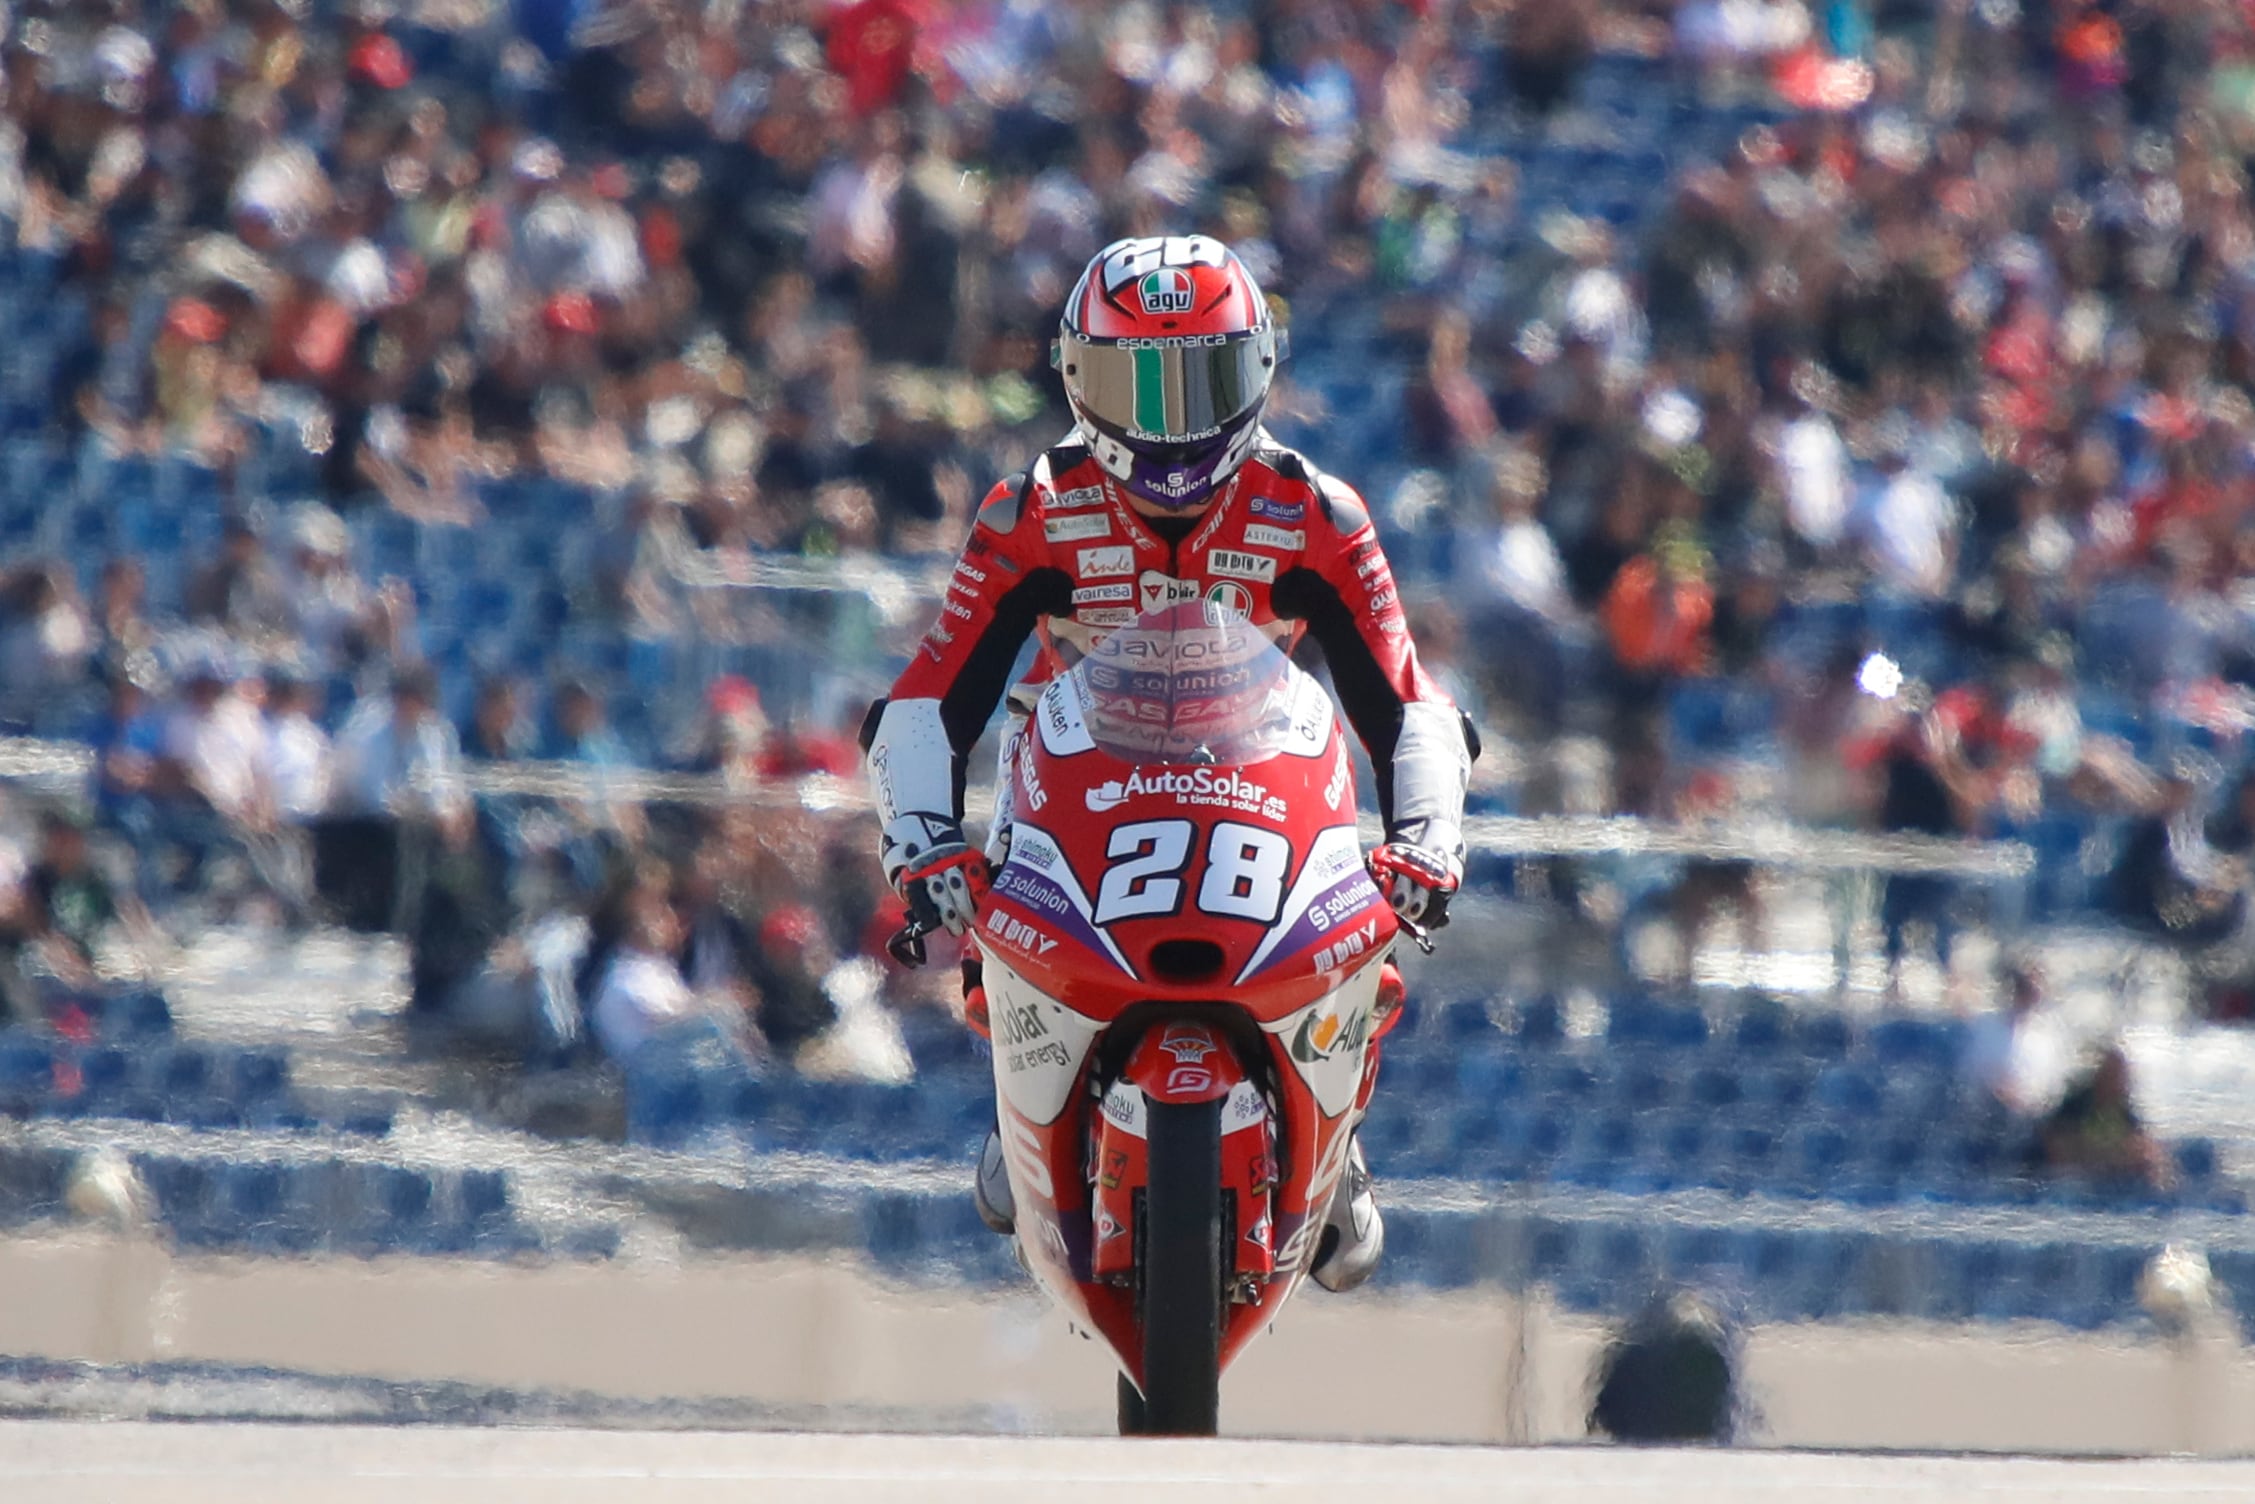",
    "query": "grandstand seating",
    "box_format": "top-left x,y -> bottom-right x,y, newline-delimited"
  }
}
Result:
0,19 -> 2242,1345
2,978 -> 2250,1337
